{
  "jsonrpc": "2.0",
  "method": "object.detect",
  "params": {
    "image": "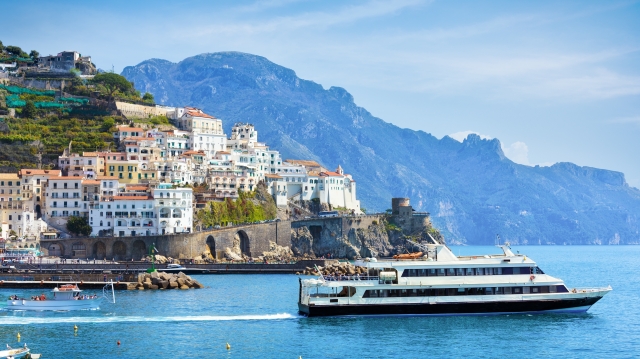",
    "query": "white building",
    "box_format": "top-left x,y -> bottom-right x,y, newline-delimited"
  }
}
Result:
88,182 -> 193,237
